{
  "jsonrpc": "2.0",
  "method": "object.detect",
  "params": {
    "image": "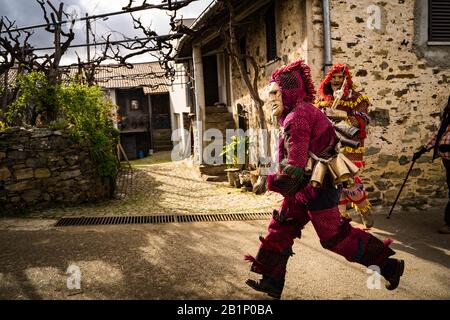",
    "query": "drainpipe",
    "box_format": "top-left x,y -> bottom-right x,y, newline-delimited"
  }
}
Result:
322,0 -> 333,75
192,44 -> 206,165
